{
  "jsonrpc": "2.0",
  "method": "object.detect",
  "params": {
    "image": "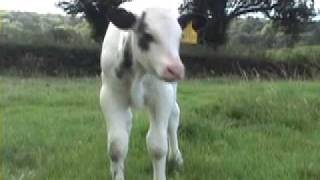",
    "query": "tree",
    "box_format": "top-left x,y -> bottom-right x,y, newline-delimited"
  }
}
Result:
265,1 -> 315,47
180,0 -> 316,48
57,0 -> 130,42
